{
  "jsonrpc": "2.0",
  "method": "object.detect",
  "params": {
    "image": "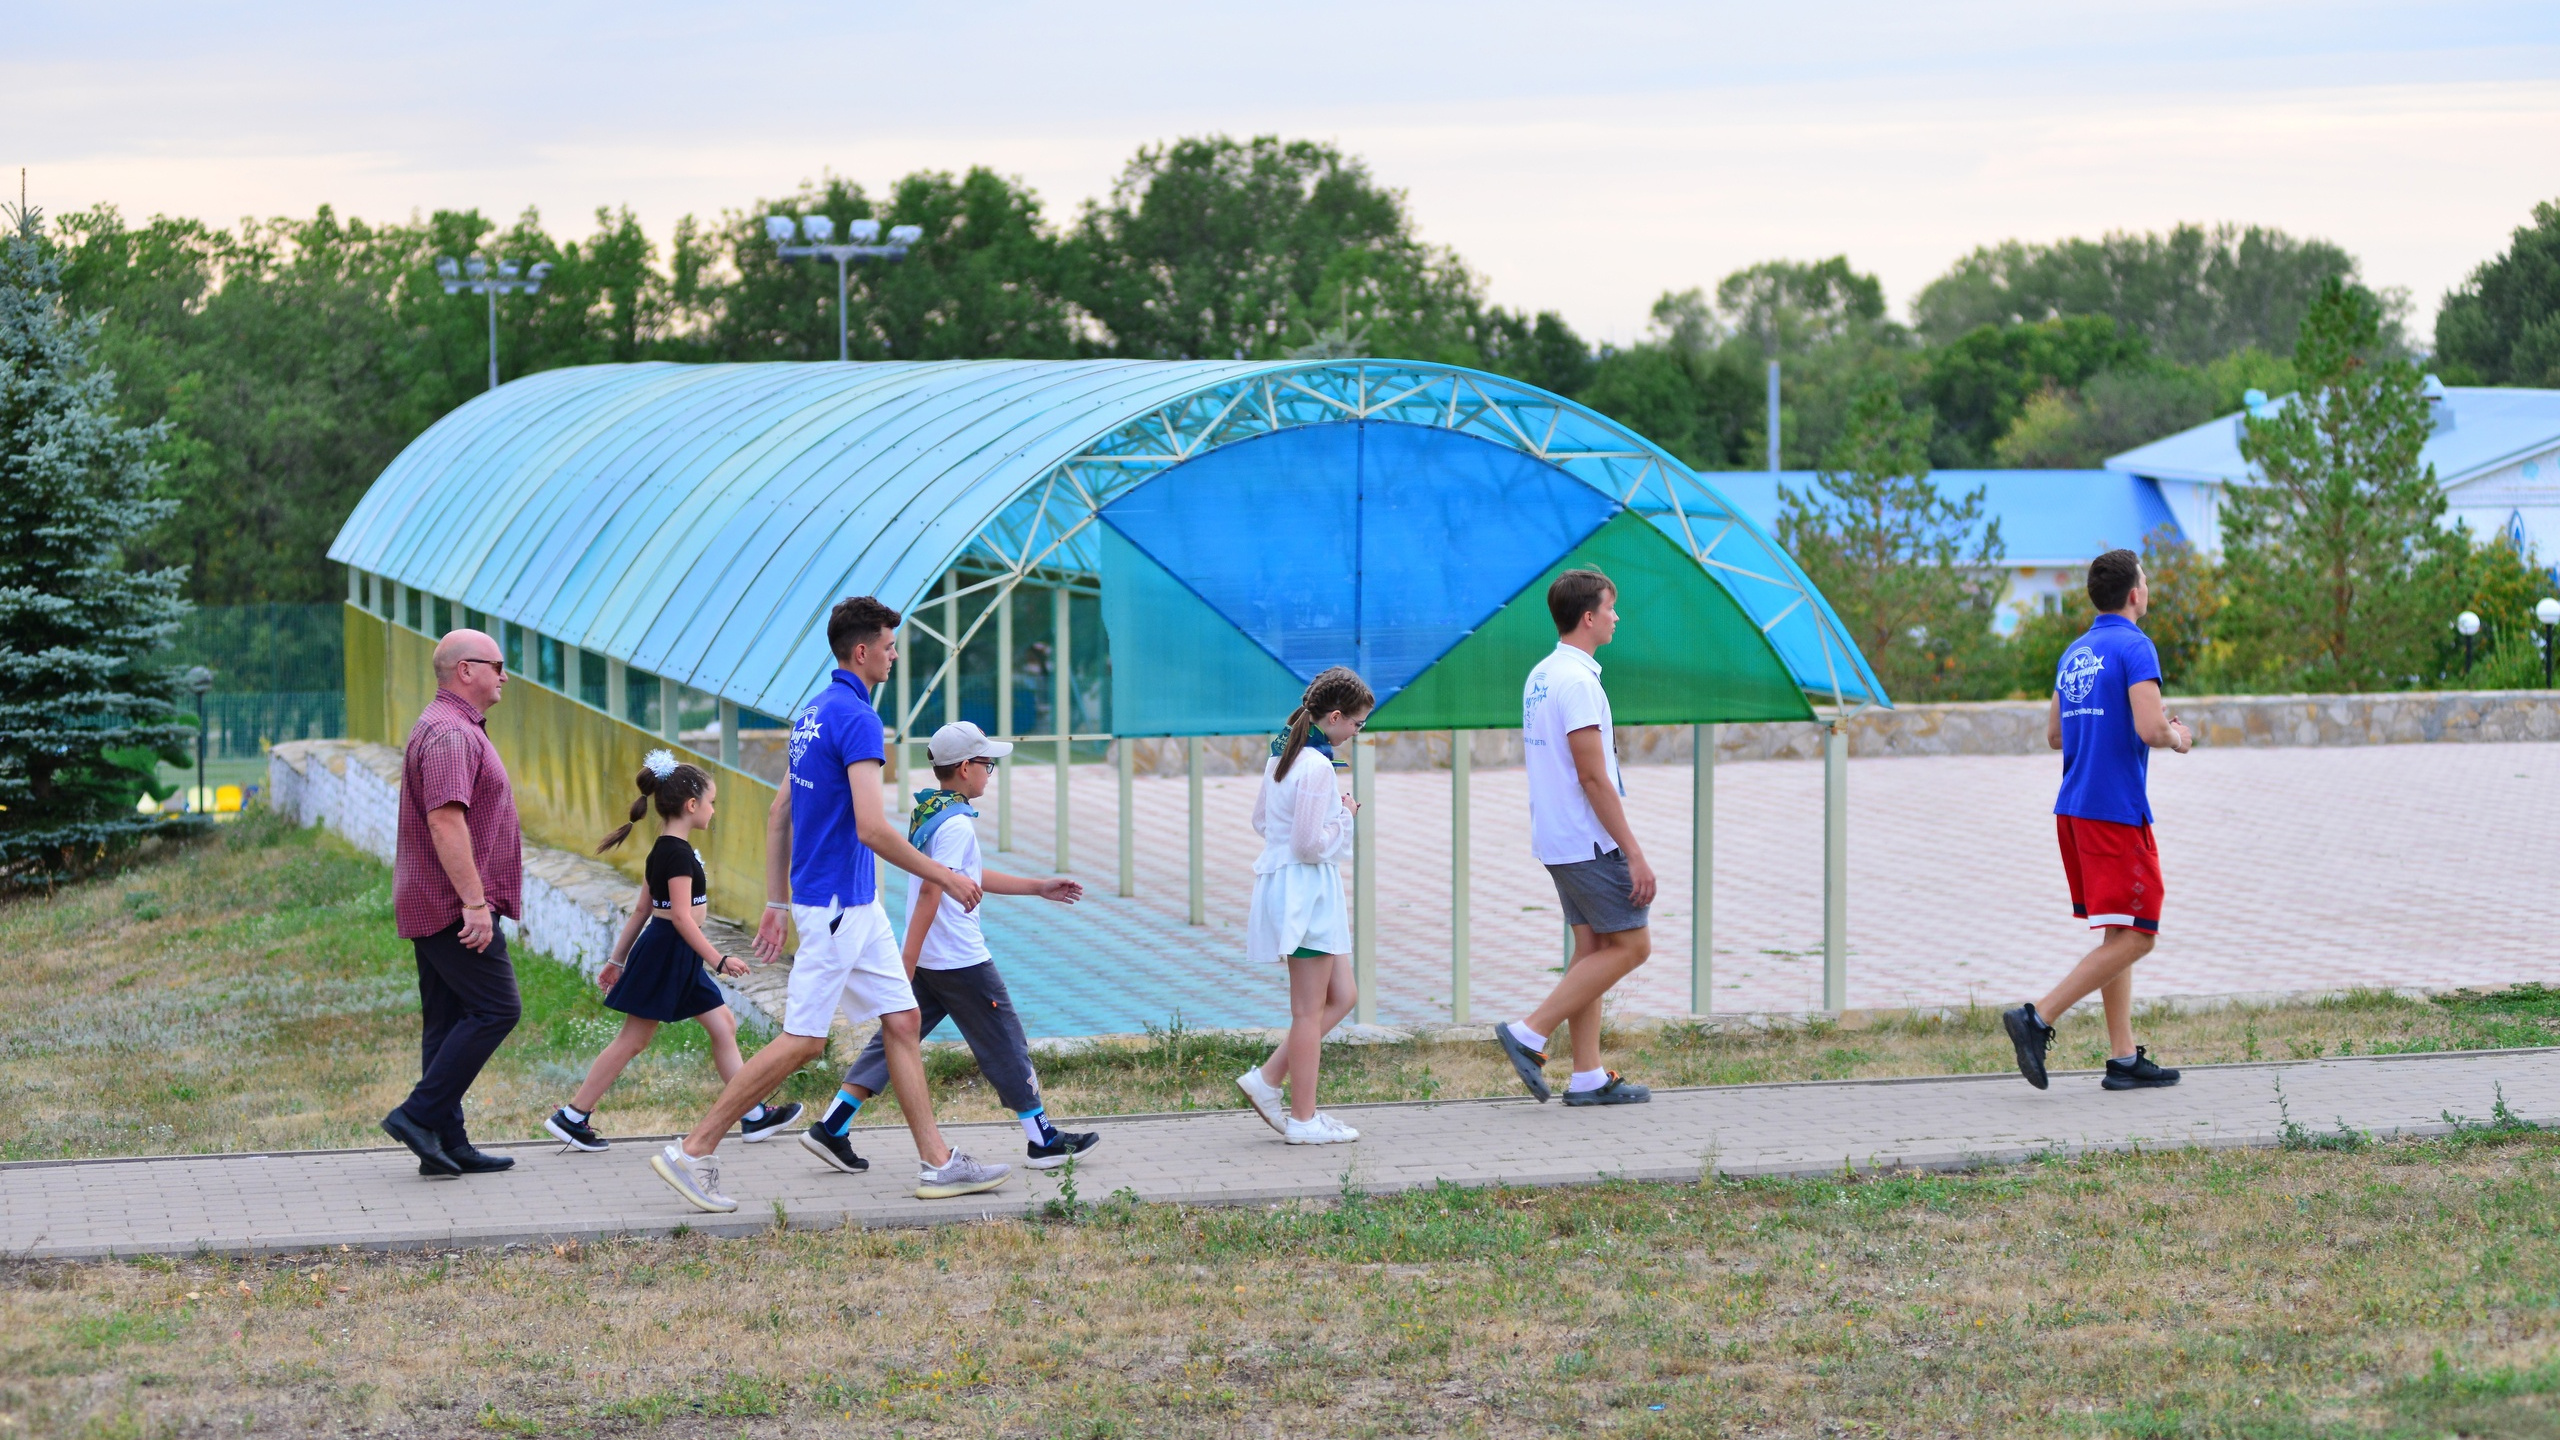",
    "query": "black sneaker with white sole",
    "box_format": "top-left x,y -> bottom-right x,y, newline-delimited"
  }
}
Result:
2001,1003 -> 2055,1090
543,1108 -> 607,1152
2102,1047 -> 2180,1090
739,1101 -> 804,1143
798,1123 -> 870,1174
1027,1130 -> 1099,1170
1560,1072 -> 1651,1106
